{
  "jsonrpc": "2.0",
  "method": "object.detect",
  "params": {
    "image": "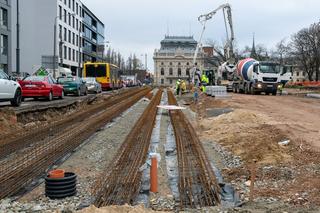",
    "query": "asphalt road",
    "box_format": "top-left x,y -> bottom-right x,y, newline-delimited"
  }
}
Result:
0,91 -> 111,112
